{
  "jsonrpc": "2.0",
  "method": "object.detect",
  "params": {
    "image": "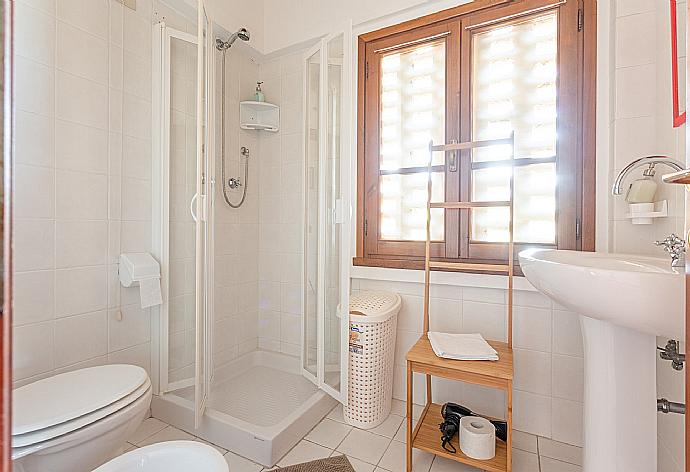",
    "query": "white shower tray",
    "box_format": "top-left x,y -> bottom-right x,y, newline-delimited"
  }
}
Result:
151,350 -> 336,467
